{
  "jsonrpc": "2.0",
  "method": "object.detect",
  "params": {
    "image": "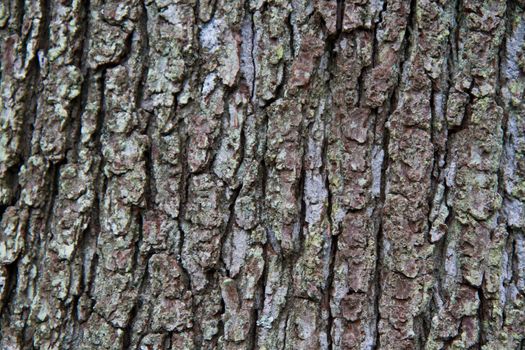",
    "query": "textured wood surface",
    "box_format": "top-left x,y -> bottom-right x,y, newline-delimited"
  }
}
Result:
0,0 -> 524,349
